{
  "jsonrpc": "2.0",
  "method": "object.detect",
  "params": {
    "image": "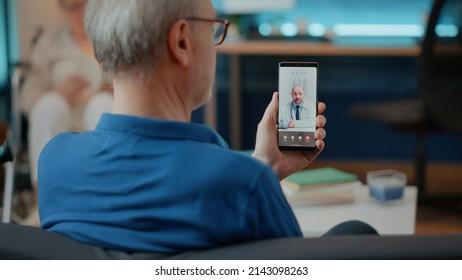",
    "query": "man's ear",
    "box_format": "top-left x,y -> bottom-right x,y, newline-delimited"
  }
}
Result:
167,20 -> 192,67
